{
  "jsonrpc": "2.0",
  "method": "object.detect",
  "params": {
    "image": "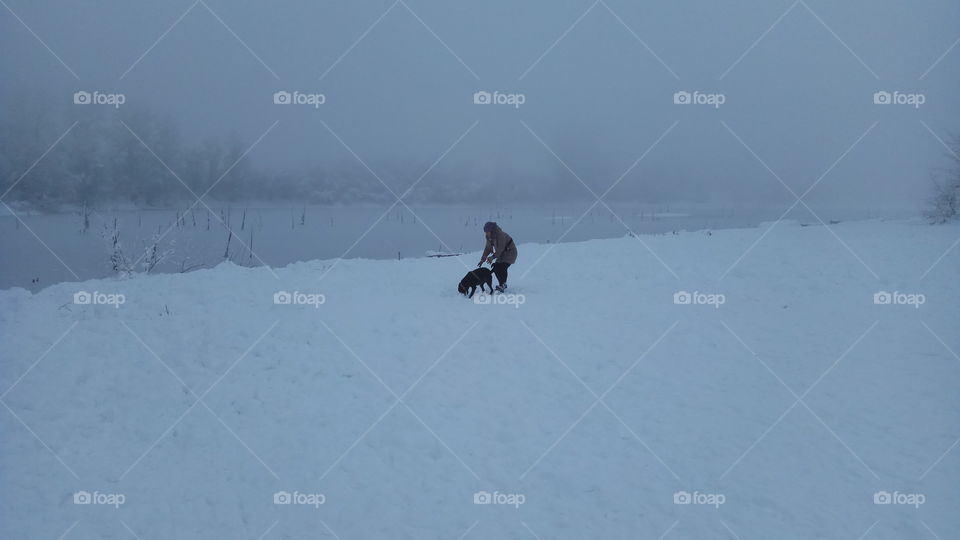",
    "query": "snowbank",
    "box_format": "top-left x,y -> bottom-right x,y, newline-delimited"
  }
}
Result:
1,219 -> 958,539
